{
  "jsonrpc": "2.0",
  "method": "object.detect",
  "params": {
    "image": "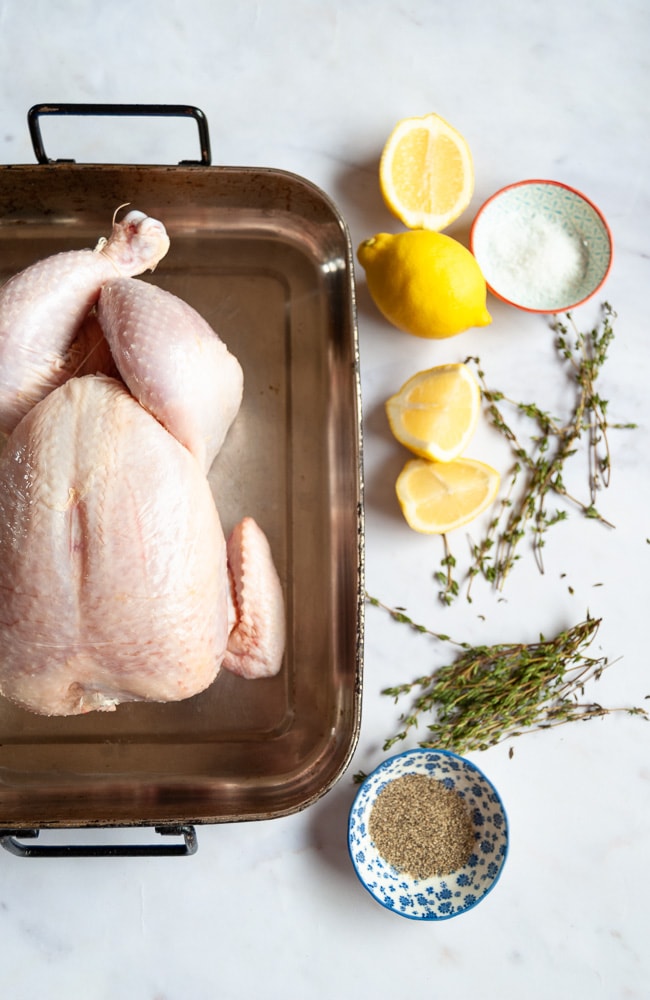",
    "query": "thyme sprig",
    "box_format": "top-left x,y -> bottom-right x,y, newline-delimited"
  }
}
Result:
465,303 -> 636,593
434,535 -> 459,606
367,595 -> 647,756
